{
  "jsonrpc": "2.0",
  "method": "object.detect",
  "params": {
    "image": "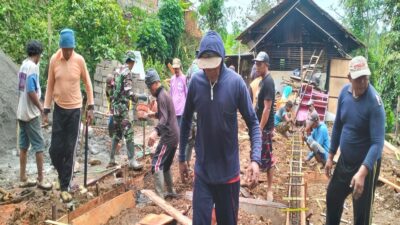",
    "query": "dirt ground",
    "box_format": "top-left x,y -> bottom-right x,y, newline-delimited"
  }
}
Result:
0,116 -> 399,225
